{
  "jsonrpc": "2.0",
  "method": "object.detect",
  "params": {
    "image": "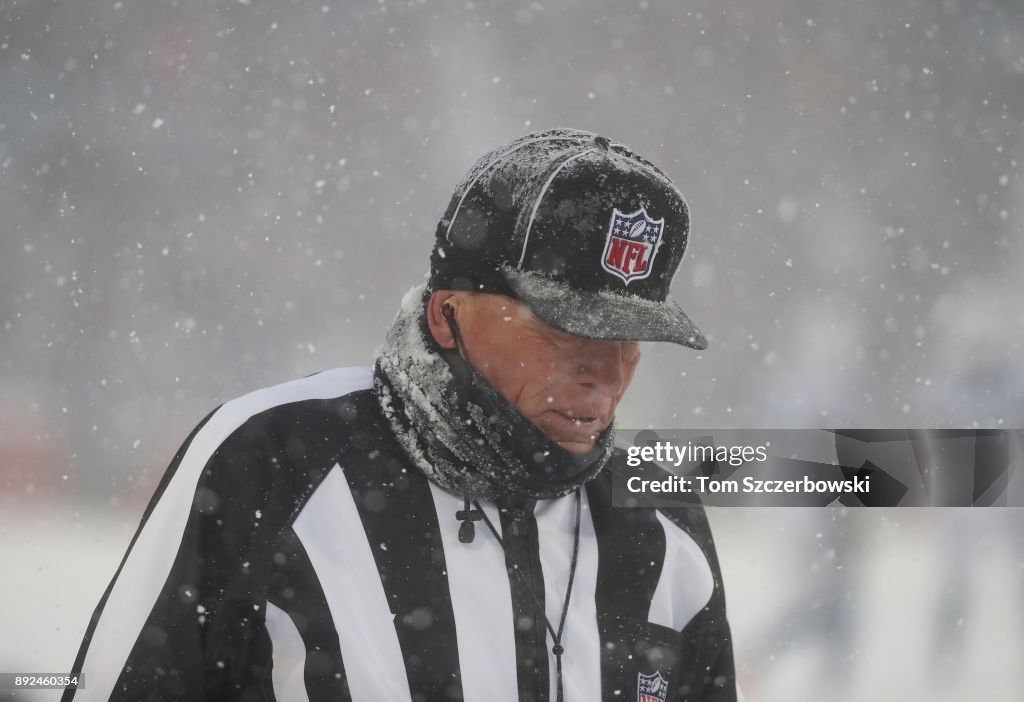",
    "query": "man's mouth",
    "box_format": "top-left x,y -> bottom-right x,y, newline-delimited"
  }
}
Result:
538,409 -> 611,452
550,410 -> 604,429
557,412 -> 597,424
